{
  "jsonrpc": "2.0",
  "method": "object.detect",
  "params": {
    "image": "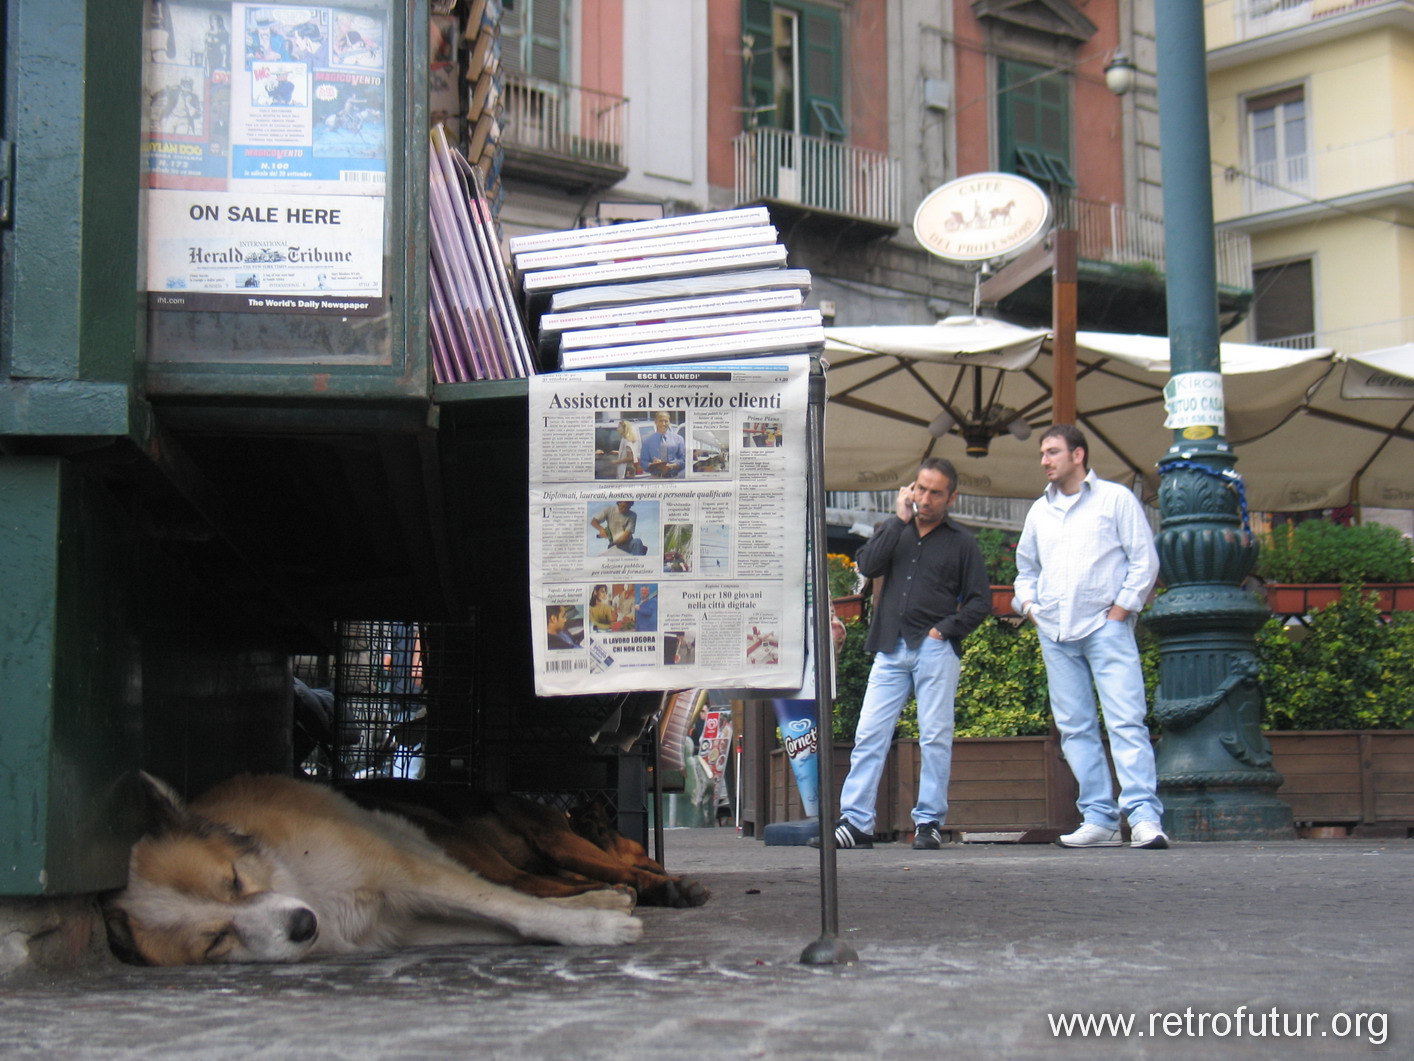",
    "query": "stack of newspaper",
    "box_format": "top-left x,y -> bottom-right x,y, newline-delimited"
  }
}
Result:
508,207 -> 822,371
428,124 -> 536,382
